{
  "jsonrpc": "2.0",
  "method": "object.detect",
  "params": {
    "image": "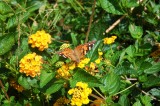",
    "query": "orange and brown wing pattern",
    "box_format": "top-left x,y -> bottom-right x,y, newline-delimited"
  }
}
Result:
74,41 -> 96,62
58,48 -> 77,62
58,41 -> 96,63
